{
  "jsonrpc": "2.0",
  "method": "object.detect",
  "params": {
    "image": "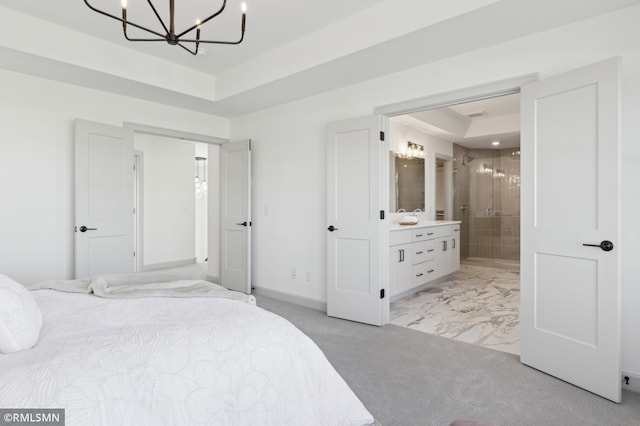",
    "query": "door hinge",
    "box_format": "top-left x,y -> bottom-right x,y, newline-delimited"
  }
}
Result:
380,131 -> 385,141
380,289 -> 385,299
380,210 -> 385,220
